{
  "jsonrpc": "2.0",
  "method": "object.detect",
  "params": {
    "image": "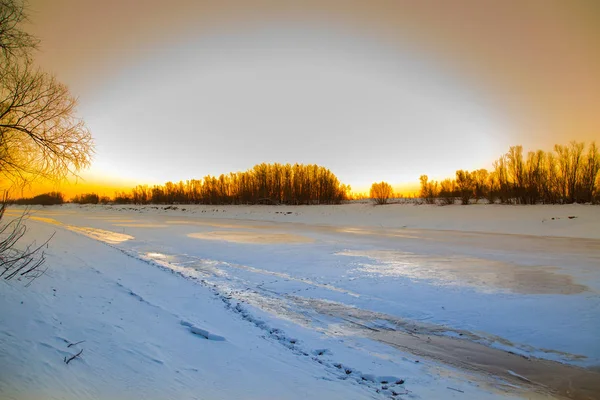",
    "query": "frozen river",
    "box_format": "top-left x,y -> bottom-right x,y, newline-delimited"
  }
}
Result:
3,203 -> 599,400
